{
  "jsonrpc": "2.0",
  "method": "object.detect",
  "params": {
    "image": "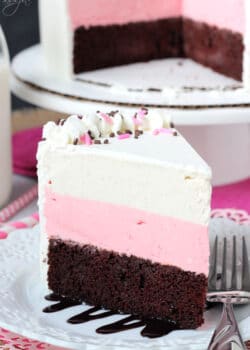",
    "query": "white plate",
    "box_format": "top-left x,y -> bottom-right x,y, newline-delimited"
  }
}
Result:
11,45 -> 250,109
0,215 -> 250,350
